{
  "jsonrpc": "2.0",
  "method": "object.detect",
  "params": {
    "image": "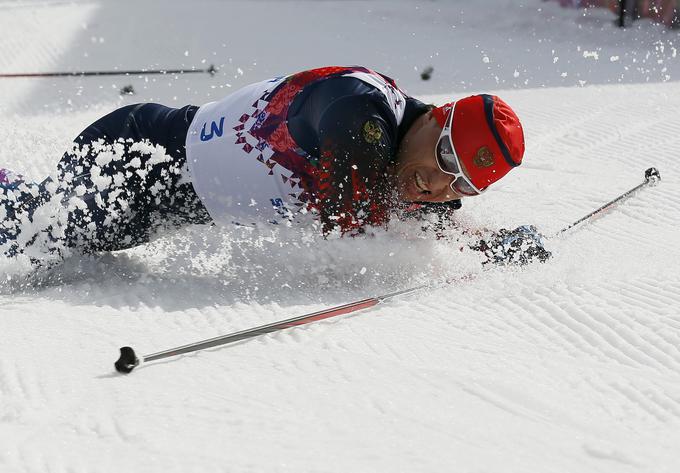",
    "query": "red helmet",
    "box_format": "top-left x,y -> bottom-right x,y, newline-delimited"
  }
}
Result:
432,95 -> 524,192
